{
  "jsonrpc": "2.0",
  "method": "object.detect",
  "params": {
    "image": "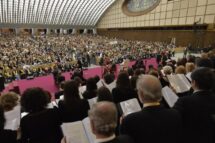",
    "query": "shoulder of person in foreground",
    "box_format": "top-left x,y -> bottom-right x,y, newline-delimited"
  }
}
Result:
115,135 -> 134,143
